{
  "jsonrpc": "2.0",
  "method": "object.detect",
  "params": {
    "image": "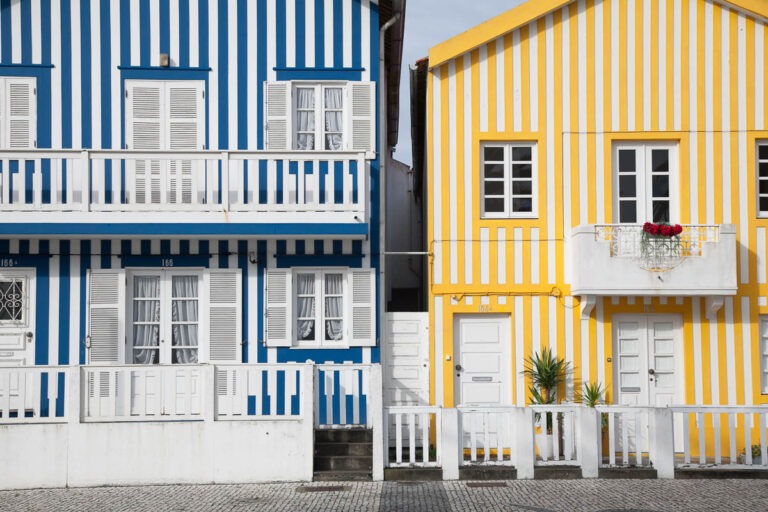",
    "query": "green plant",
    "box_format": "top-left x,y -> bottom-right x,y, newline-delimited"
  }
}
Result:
745,444 -> 762,458
579,381 -> 606,408
523,347 -> 571,434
